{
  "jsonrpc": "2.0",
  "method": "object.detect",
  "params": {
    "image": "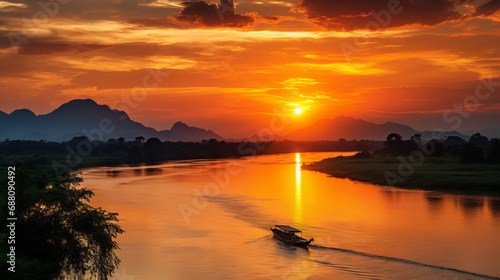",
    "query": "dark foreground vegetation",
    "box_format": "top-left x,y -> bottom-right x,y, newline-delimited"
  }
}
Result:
304,133 -> 500,195
0,136 -> 383,171
0,158 -> 123,279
